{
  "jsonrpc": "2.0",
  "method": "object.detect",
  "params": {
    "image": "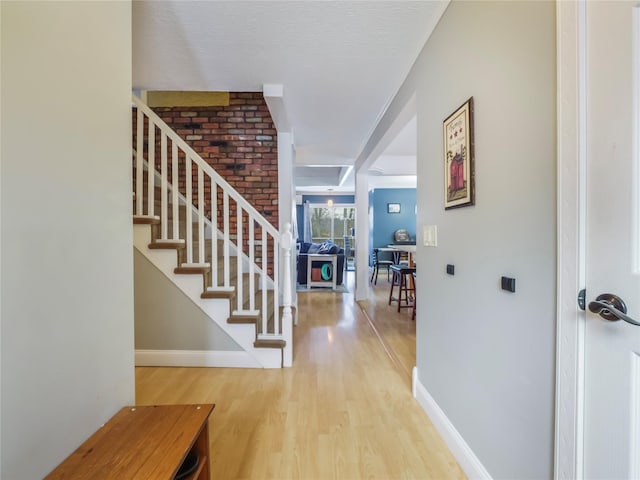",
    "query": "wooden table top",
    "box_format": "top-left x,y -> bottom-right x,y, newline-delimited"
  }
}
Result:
45,404 -> 214,480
